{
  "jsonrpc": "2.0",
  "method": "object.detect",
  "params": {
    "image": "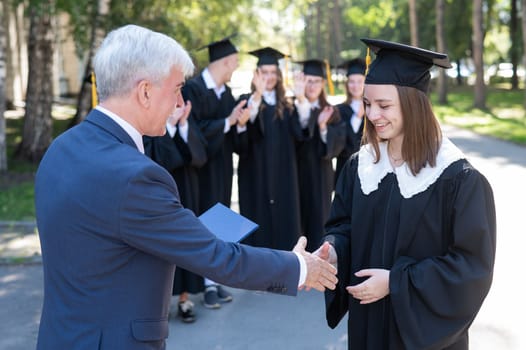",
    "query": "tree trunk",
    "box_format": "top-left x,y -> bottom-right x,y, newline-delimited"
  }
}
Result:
331,0 -> 342,64
315,1 -> 323,58
435,0 -> 447,105
472,0 -> 486,109
305,5 -> 313,58
16,1 -> 54,162
0,0 -> 7,172
69,0 -> 109,127
510,0 -> 519,90
409,0 -> 419,47
522,0 -> 526,108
